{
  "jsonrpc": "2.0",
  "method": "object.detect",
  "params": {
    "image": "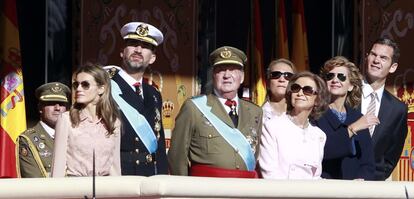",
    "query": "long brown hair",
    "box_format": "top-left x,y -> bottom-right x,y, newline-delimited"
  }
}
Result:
320,56 -> 362,108
70,63 -> 120,135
